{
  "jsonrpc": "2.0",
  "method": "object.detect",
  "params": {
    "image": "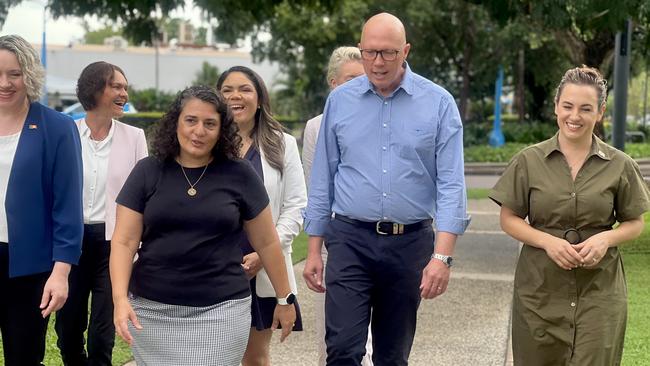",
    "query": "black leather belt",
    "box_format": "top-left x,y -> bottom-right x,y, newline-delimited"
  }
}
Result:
334,214 -> 432,235
540,227 -> 608,245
